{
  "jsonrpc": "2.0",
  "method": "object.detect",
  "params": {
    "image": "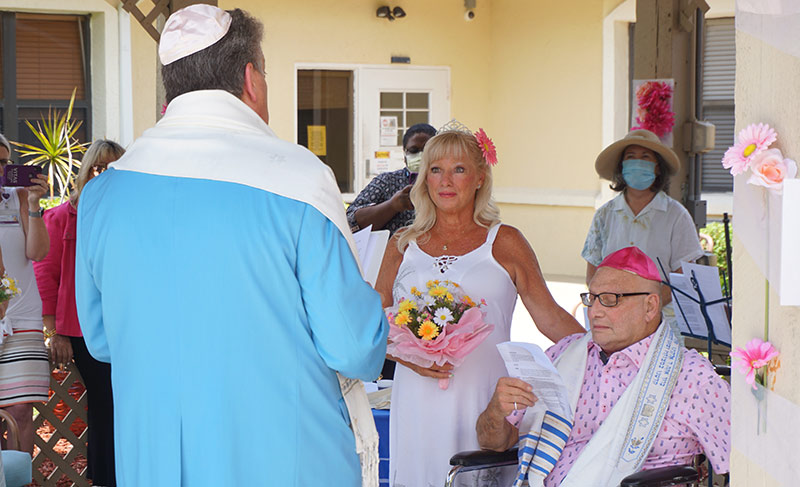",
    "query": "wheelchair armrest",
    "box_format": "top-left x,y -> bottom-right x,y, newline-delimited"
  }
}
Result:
619,465 -> 699,487
714,365 -> 731,377
449,448 -> 518,468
